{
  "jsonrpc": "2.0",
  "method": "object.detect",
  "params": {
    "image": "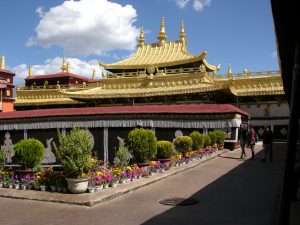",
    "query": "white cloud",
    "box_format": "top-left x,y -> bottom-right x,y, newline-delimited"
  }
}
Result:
175,0 -> 190,8
12,57 -> 104,85
36,7 -> 45,18
271,51 -> 278,59
28,0 -> 139,56
193,0 -> 211,11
